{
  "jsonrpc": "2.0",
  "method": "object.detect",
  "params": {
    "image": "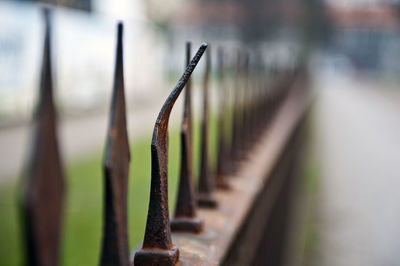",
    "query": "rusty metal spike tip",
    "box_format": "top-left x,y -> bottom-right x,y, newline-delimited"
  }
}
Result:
155,42 -> 207,128
133,43 -> 207,266
100,22 -> 130,266
20,8 -> 66,266
171,41 -> 204,233
39,8 -> 52,108
198,46 -> 218,208
182,41 -> 192,122
114,22 -> 123,79
43,6 -> 50,28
